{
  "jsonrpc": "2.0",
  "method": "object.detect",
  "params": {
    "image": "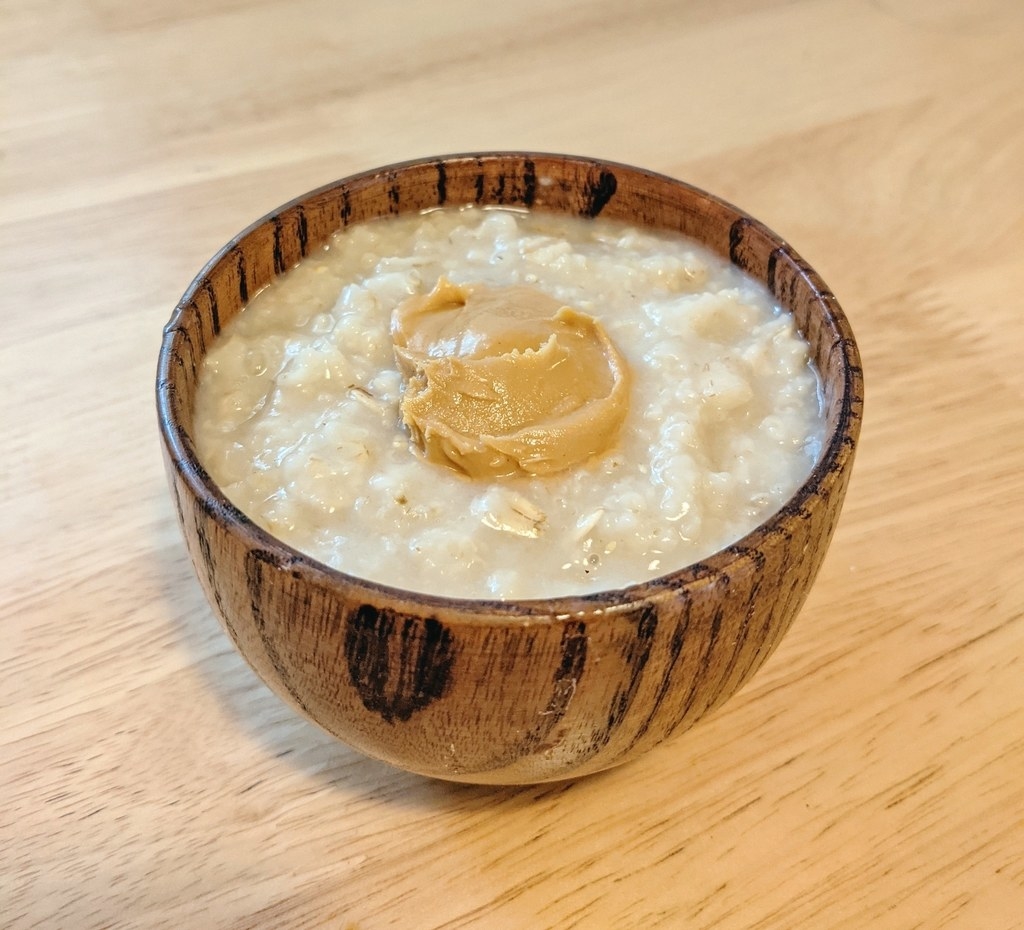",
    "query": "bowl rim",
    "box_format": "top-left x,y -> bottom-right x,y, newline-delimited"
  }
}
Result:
157,150 -> 863,622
